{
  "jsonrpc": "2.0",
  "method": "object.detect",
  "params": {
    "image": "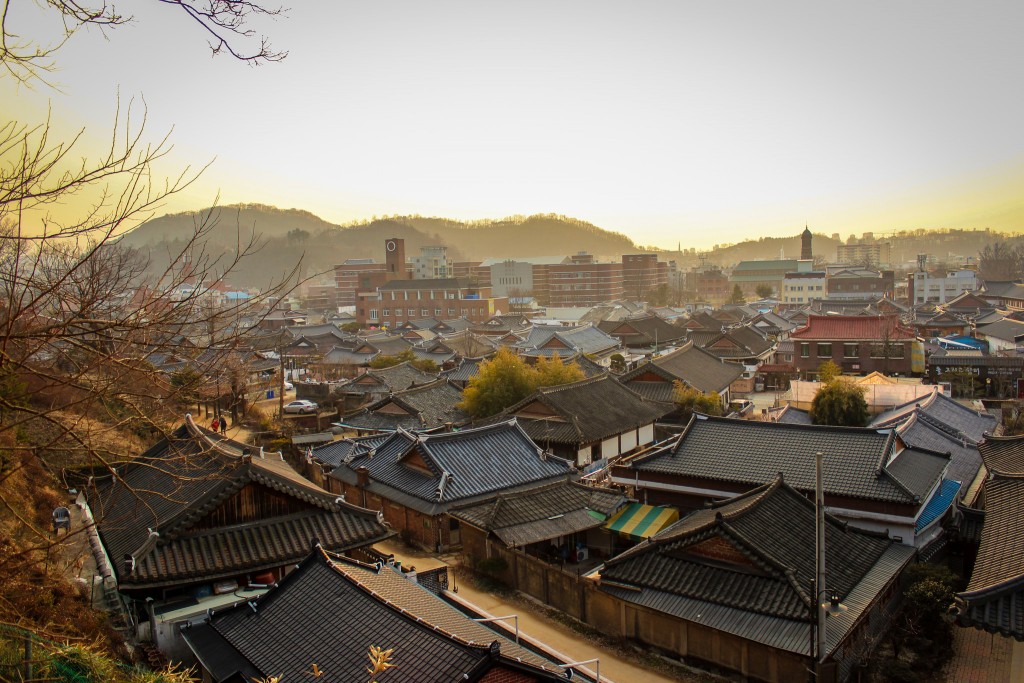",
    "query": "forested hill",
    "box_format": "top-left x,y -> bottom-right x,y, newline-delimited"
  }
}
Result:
119,207 -> 642,289
121,204 -> 1017,290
